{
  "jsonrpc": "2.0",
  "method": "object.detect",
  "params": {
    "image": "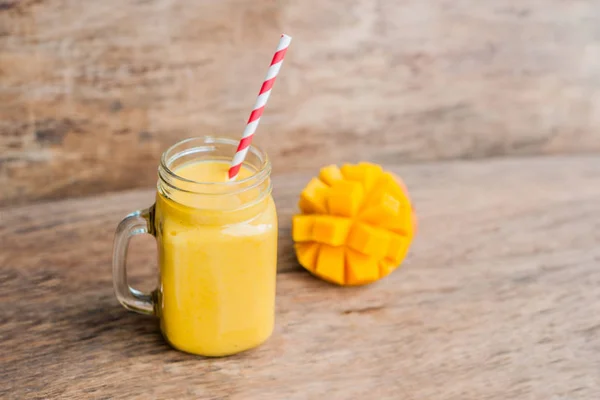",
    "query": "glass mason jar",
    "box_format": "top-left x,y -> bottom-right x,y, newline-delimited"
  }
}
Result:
112,137 -> 278,357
